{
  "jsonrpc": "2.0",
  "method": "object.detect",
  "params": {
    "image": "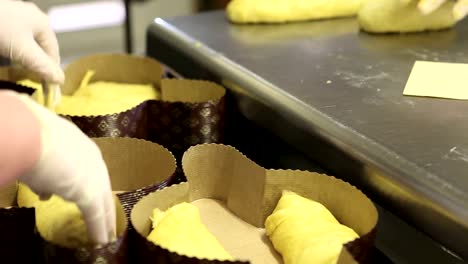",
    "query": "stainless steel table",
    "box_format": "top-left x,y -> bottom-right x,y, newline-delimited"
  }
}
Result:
146,11 -> 468,261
